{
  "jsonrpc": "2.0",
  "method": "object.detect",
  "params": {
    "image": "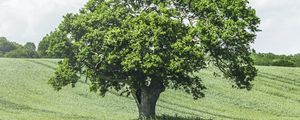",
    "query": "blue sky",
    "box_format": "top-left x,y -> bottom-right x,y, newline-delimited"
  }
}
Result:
0,0 -> 299,55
